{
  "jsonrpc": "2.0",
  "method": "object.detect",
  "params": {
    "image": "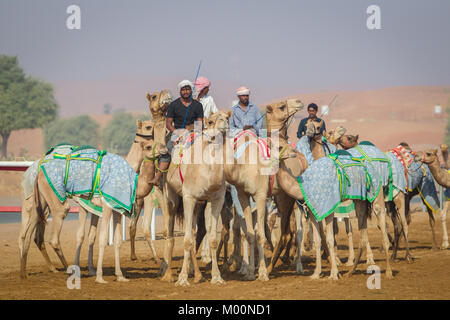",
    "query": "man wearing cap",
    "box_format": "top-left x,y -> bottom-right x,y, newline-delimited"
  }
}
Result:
296,103 -> 326,138
148,80 -> 204,184
194,76 -> 219,119
230,86 -> 263,136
